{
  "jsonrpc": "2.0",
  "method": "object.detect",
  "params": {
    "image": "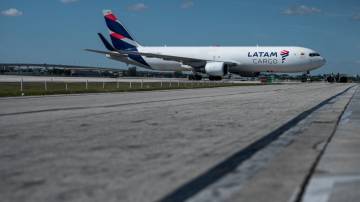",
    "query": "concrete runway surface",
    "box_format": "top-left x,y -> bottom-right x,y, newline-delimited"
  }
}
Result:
0,83 -> 355,202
